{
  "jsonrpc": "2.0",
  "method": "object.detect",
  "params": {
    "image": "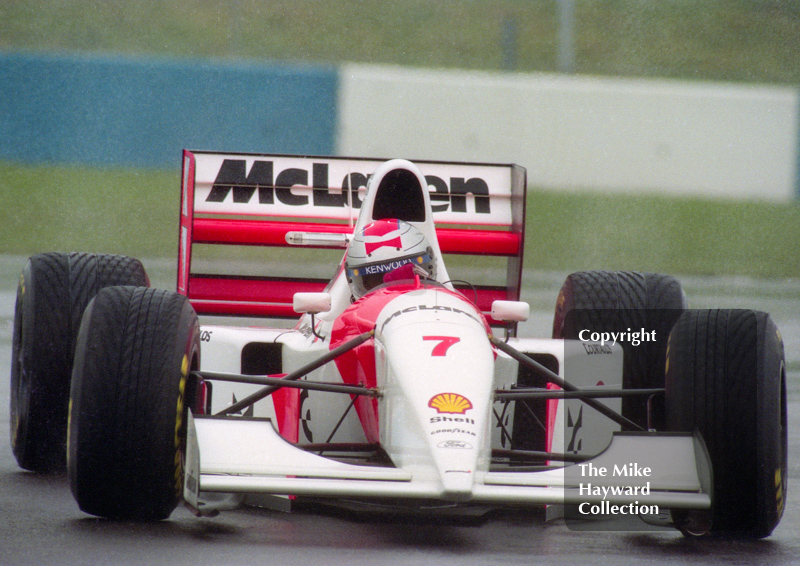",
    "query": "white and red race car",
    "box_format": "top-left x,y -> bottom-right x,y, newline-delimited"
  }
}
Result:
10,153 -> 786,537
